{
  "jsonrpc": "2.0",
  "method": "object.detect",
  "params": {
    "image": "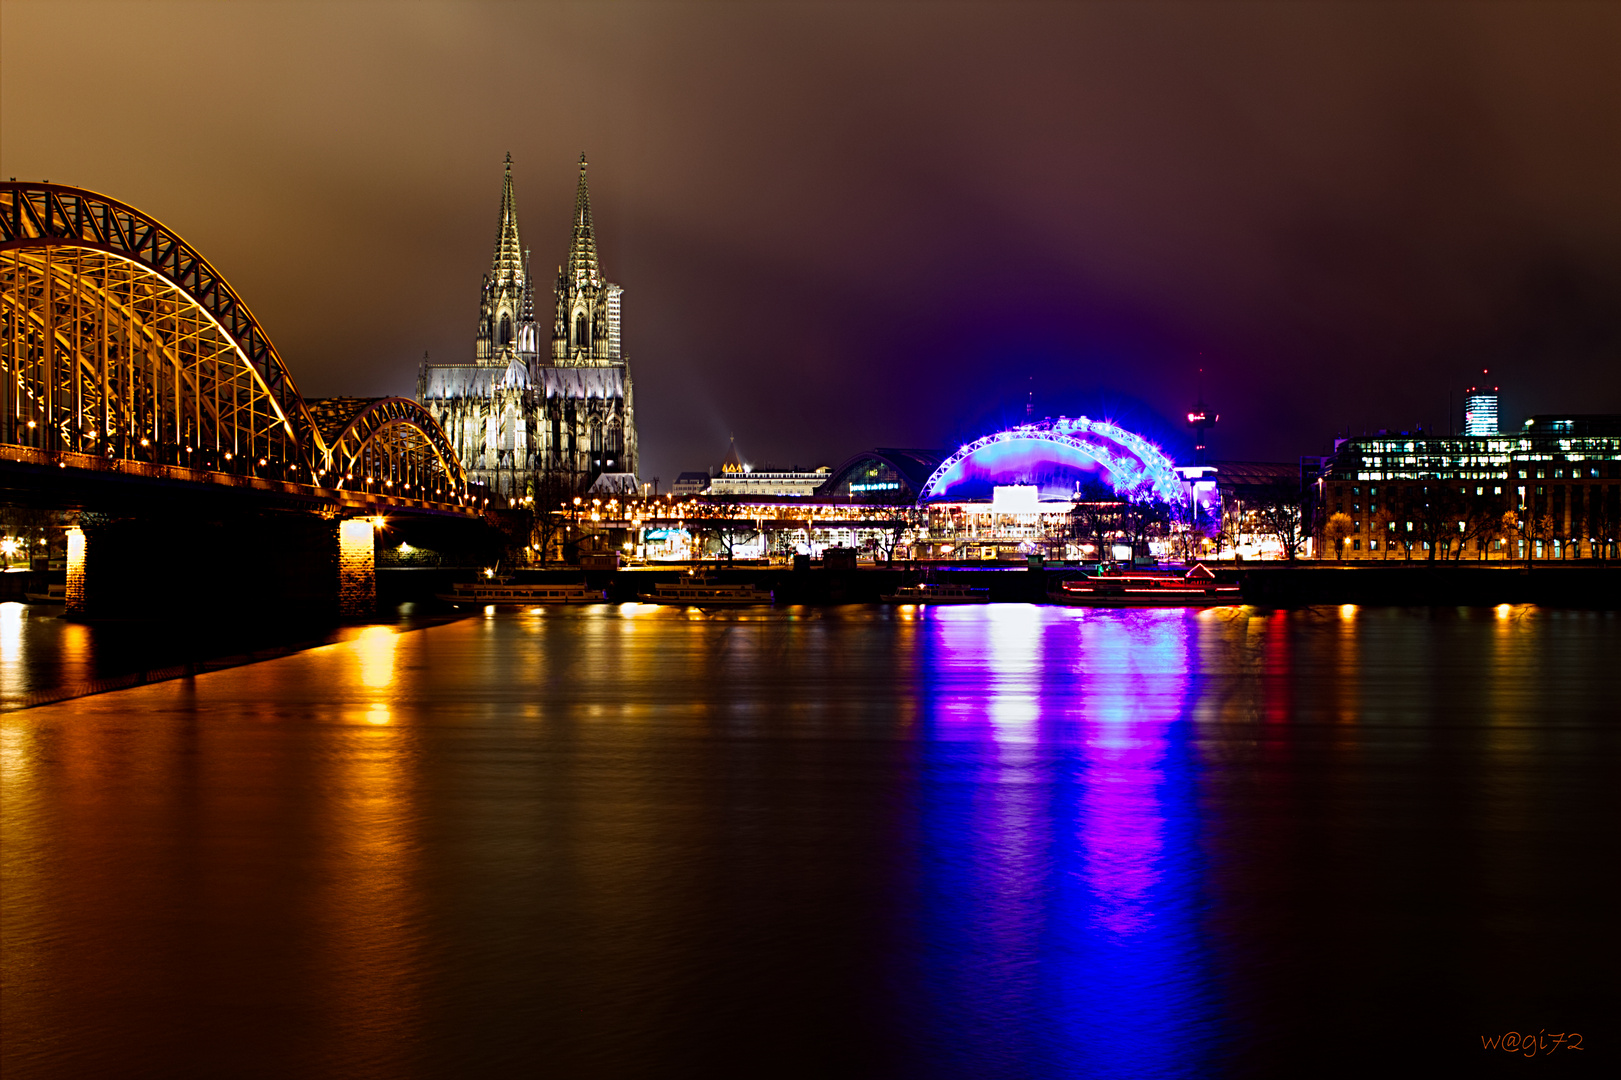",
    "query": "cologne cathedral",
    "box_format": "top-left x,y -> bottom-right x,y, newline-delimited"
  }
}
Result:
418,154 -> 638,500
